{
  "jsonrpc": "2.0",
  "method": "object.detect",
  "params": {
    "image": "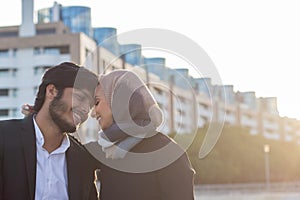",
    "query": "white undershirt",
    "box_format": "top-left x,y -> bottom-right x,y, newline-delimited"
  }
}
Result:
33,117 -> 70,200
